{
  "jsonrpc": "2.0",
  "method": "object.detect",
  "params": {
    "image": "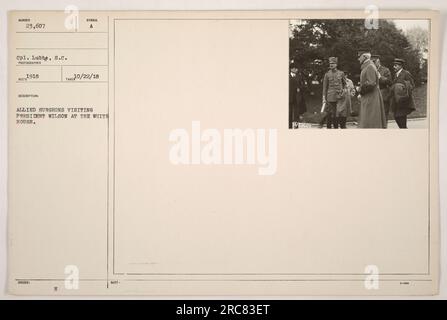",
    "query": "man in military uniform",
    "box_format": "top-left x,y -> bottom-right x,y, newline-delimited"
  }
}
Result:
371,54 -> 392,119
322,56 -> 345,128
